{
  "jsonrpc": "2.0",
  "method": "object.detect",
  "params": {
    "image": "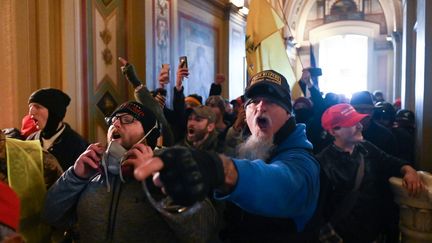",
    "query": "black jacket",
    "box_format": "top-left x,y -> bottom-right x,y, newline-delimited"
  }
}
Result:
317,141 -> 408,242
27,123 -> 88,171
363,120 -> 397,156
